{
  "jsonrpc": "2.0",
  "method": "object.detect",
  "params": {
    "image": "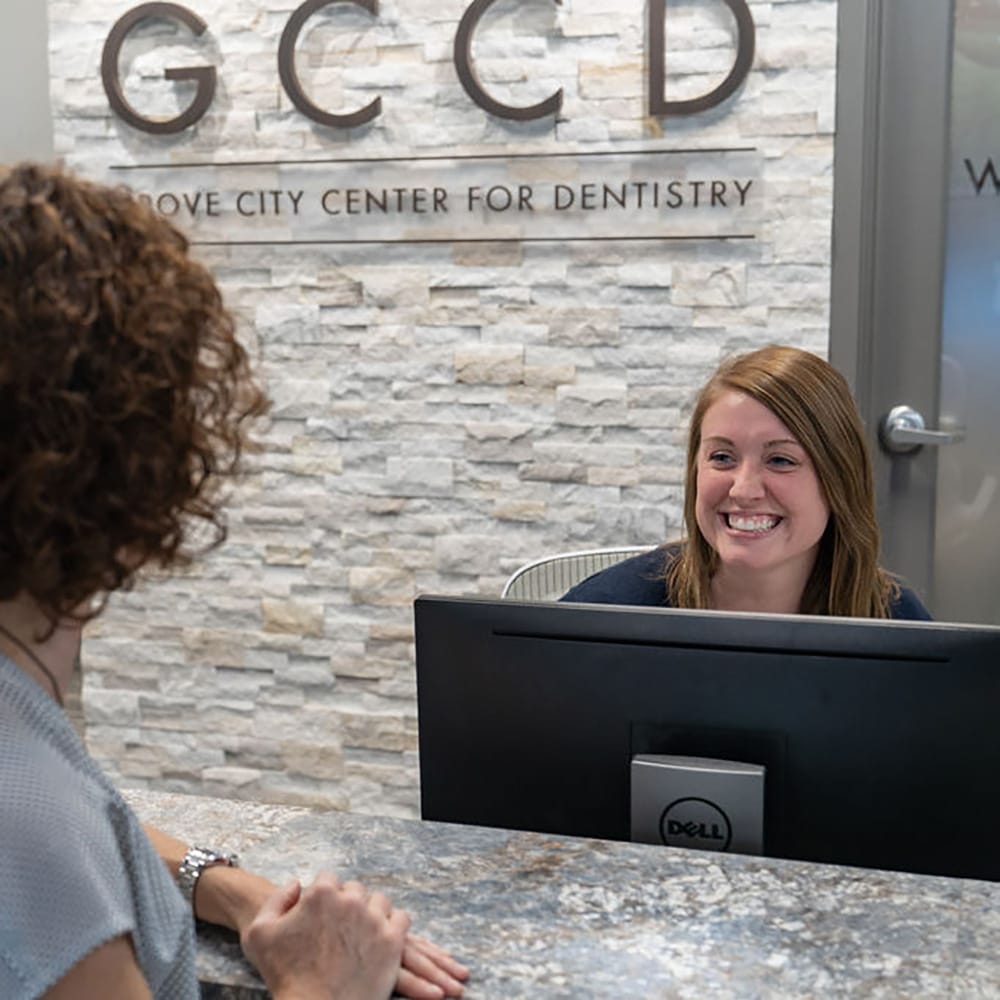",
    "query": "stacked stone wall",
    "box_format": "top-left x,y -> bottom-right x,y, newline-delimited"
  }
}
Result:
48,0 -> 837,815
